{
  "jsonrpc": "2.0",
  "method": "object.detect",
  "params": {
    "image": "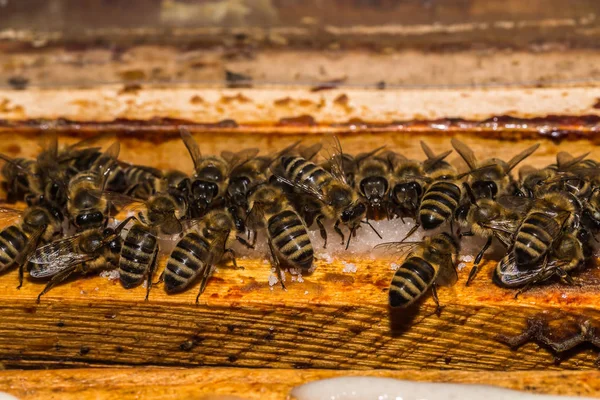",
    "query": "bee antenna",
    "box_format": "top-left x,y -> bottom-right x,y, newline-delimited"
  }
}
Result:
361,219 -> 382,239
